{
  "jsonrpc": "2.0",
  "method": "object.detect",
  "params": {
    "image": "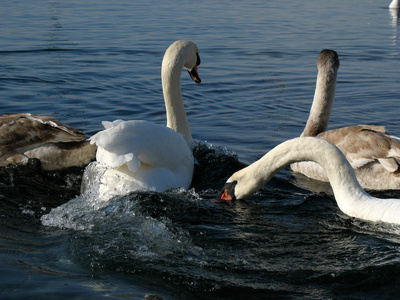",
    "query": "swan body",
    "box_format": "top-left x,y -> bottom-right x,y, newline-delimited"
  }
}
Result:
221,137 -> 400,225
82,40 -> 201,200
291,49 -> 400,190
390,0 -> 399,8
0,113 -> 96,170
